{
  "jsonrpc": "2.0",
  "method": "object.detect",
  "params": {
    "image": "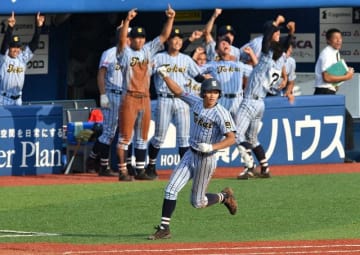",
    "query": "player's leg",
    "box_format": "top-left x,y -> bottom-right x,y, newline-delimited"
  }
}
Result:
148,150 -> 193,240
234,103 -> 256,179
133,98 -> 153,180
117,96 -> 137,181
191,152 -> 237,215
146,98 -> 172,179
173,100 -> 190,158
97,95 -> 120,176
